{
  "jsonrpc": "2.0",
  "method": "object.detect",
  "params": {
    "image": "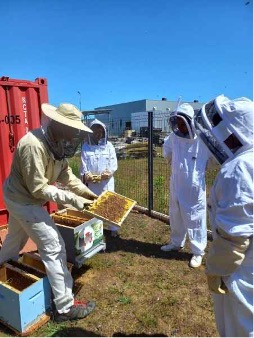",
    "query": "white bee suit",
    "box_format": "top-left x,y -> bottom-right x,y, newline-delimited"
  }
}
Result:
163,132 -> 210,255
197,96 -> 254,337
80,119 -> 118,196
208,150 -> 253,337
